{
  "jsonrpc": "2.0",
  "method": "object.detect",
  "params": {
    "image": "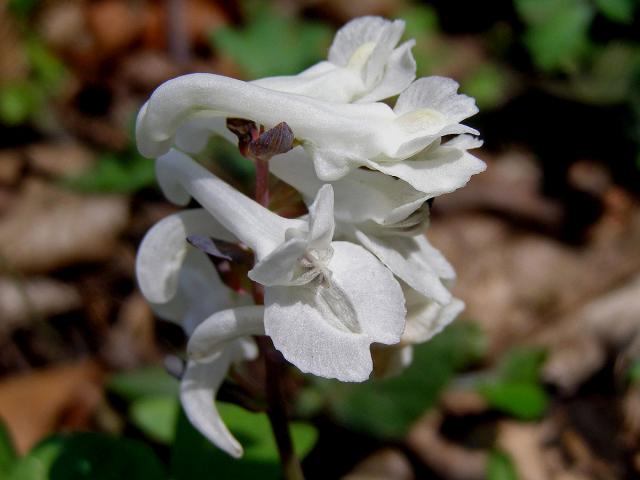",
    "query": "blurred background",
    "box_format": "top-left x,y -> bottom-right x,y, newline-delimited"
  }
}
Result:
1,0 -> 640,478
